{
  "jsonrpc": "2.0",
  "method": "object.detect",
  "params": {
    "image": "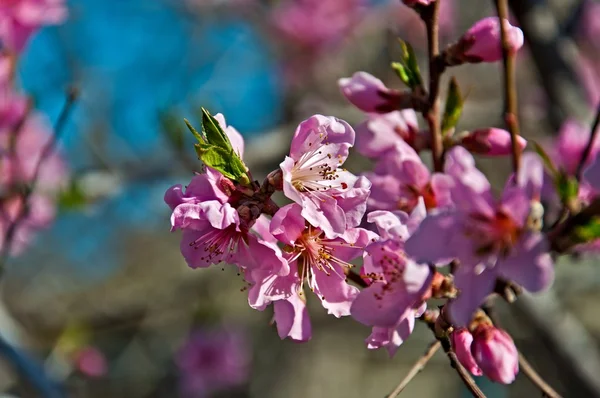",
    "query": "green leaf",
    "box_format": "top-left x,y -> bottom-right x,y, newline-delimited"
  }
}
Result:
184,118 -> 204,143
531,141 -> 558,178
201,108 -> 230,149
441,77 -> 463,135
573,217 -> 600,243
392,39 -> 423,89
185,108 -> 251,186
391,62 -> 411,88
555,173 -> 579,204
58,180 -> 88,212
